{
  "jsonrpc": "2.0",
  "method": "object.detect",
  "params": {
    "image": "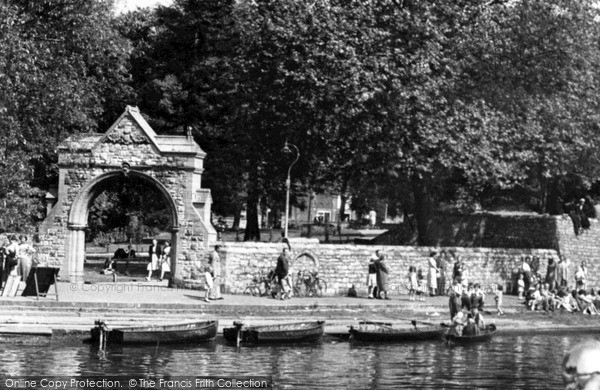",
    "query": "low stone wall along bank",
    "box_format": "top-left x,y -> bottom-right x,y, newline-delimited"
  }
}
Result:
221,242 -> 557,296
